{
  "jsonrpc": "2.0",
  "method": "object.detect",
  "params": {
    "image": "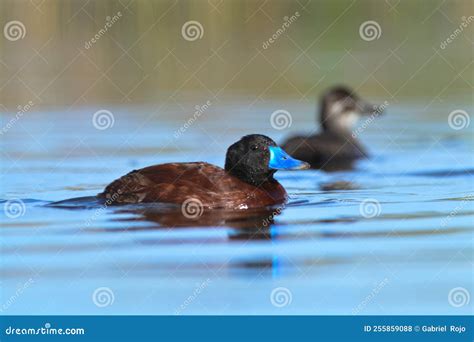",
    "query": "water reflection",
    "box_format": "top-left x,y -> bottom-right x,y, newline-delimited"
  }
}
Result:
48,195 -> 280,240
115,207 -> 278,241
319,181 -> 359,191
